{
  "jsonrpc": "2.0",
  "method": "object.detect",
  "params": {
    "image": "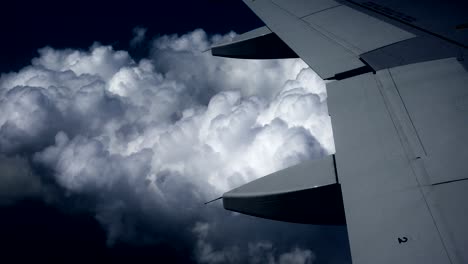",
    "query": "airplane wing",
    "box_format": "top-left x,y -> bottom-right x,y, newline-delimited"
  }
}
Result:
211,1 -> 468,263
